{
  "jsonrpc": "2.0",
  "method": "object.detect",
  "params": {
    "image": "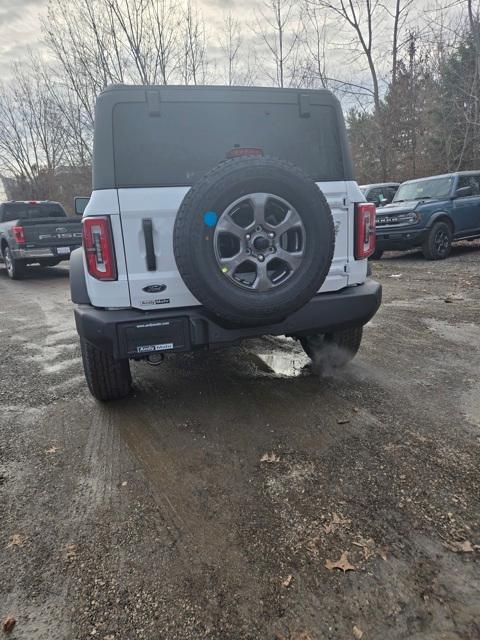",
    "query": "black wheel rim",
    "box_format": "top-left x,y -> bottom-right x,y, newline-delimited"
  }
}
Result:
434,229 -> 450,257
